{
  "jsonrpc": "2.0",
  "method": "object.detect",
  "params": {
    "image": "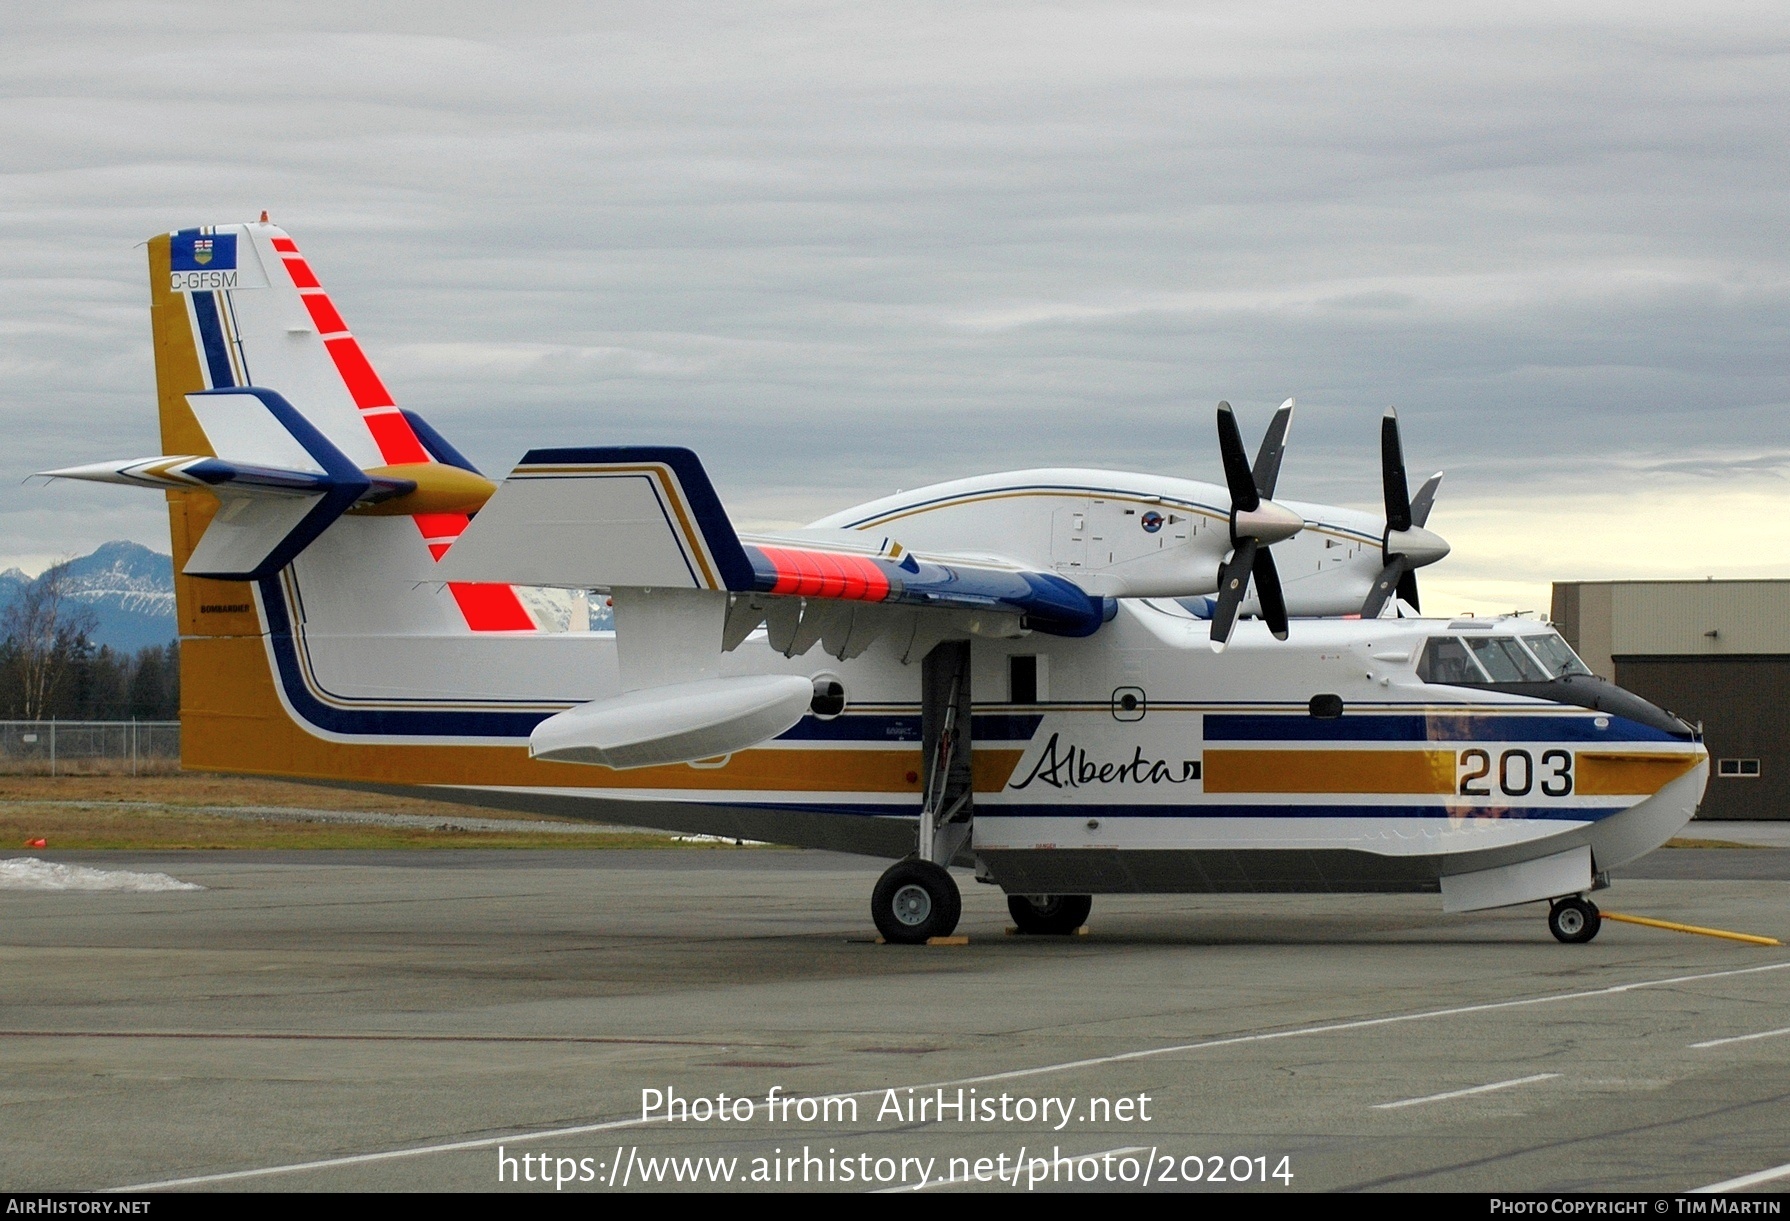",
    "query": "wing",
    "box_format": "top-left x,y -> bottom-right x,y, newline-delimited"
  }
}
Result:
437,445 -> 1111,657
436,447 -> 1112,768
